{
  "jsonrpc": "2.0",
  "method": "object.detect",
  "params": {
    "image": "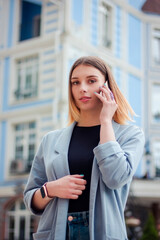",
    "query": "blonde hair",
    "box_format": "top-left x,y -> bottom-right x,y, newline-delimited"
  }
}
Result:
68,56 -> 135,125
